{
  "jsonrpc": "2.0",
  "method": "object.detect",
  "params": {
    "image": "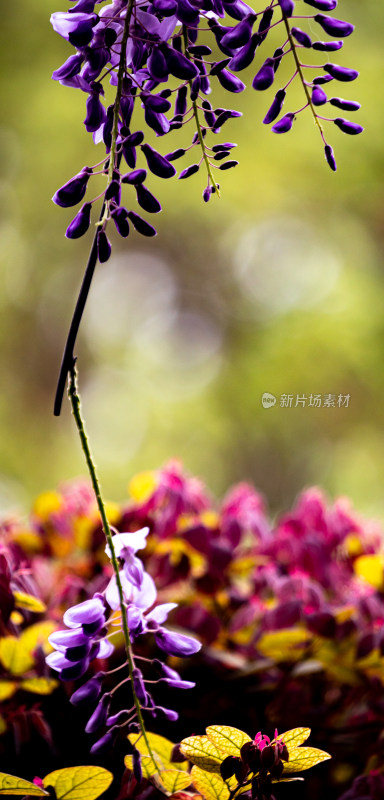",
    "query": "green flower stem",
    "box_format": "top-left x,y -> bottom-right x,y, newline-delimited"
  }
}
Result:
68,365 -> 158,773
182,27 -> 221,197
282,14 -> 324,140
